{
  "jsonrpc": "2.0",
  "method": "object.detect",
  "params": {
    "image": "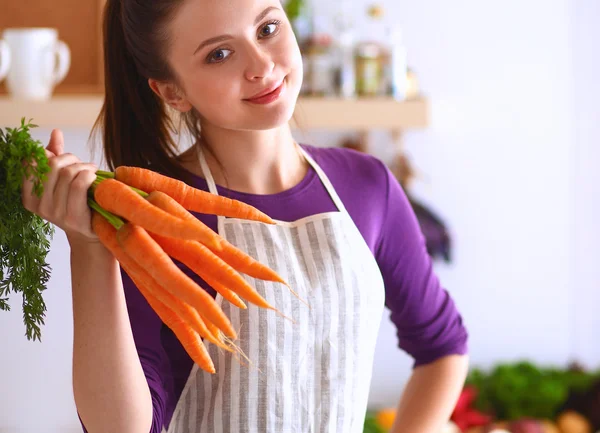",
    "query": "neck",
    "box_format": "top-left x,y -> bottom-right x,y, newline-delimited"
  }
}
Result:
195,123 -> 307,195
